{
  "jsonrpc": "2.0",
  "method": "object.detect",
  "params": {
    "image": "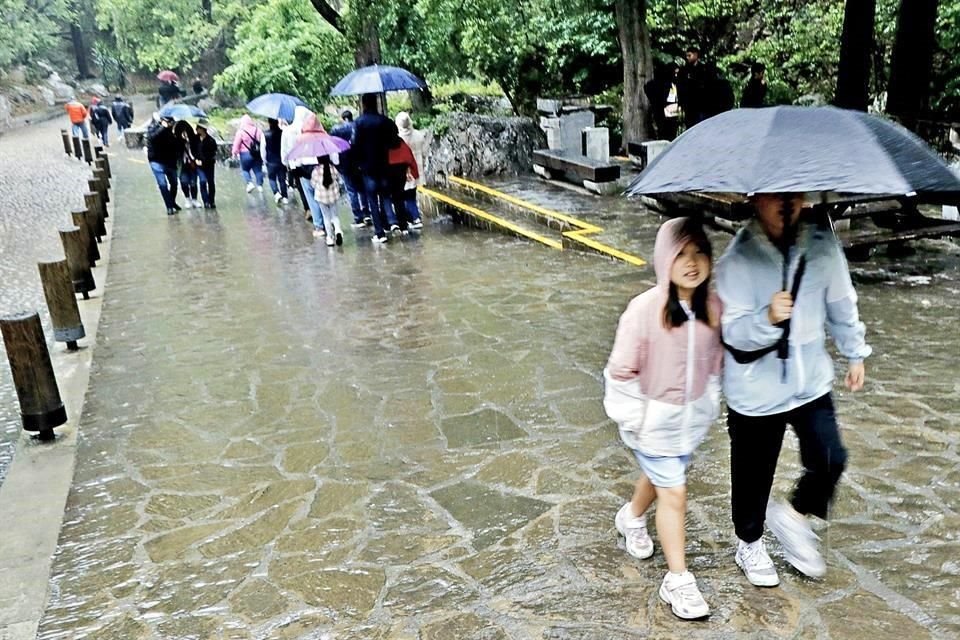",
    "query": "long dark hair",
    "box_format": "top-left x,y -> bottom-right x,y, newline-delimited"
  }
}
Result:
663,218 -> 713,328
319,155 -> 333,188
